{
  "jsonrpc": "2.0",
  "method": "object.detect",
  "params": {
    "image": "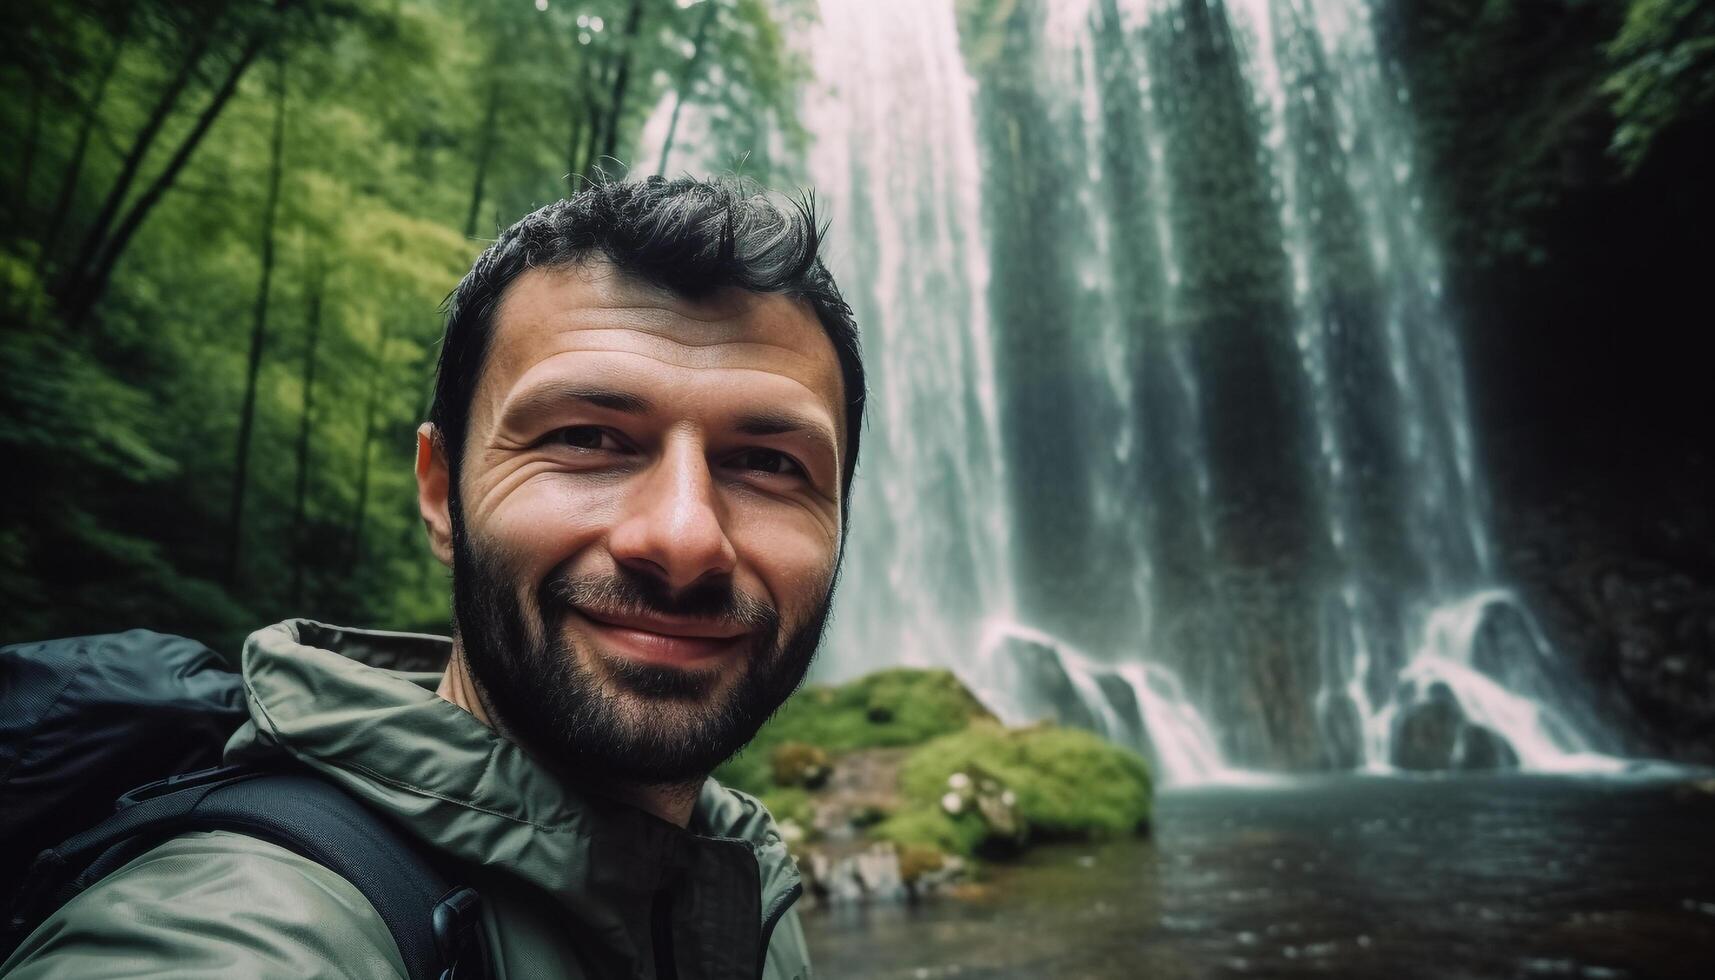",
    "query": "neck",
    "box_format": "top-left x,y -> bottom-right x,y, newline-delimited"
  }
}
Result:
437,645 -> 704,827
